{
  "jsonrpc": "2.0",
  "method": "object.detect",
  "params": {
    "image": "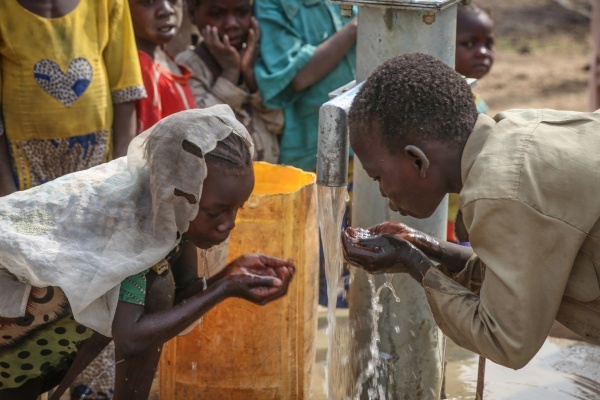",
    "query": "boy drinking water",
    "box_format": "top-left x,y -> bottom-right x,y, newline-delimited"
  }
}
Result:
342,53 -> 600,370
